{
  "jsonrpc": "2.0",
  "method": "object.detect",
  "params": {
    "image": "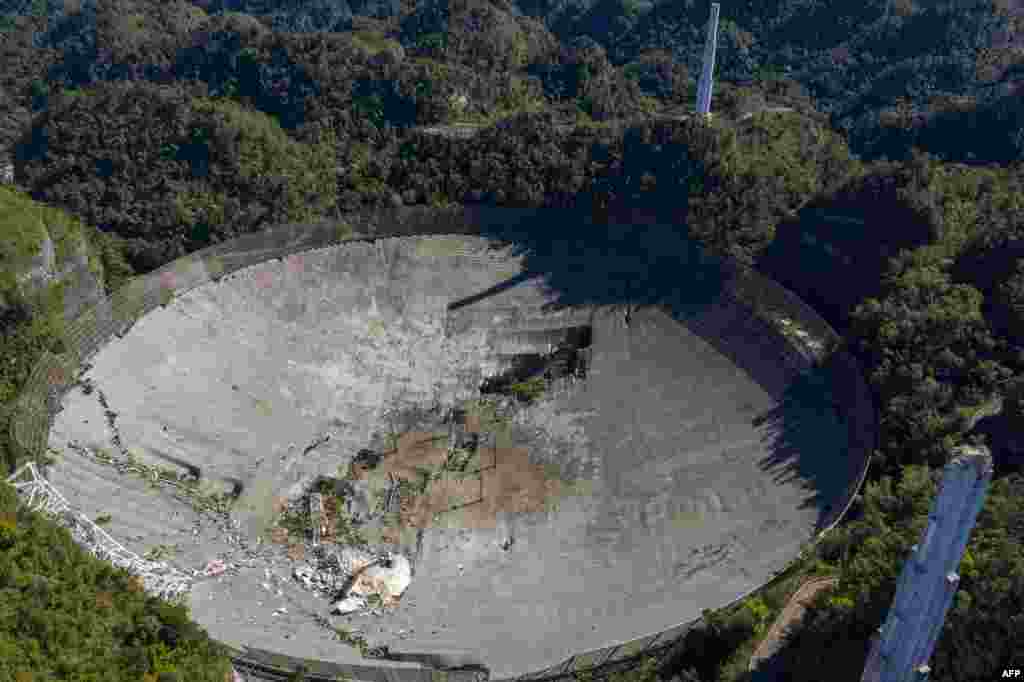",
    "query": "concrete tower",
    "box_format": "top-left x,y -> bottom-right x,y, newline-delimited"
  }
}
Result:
860,446 -> 994,682
696,2 -> 721,120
